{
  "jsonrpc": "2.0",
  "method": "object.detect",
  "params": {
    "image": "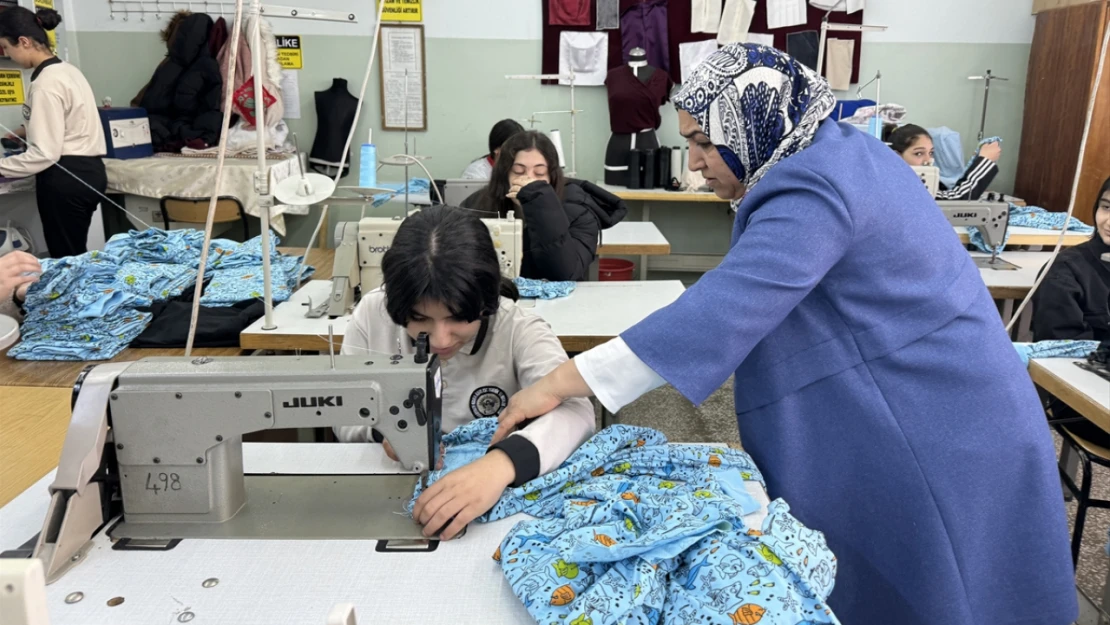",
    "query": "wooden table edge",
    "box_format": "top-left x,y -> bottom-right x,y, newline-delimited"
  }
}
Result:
1029,360 -> 1110,432
597,243 -> 671,256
